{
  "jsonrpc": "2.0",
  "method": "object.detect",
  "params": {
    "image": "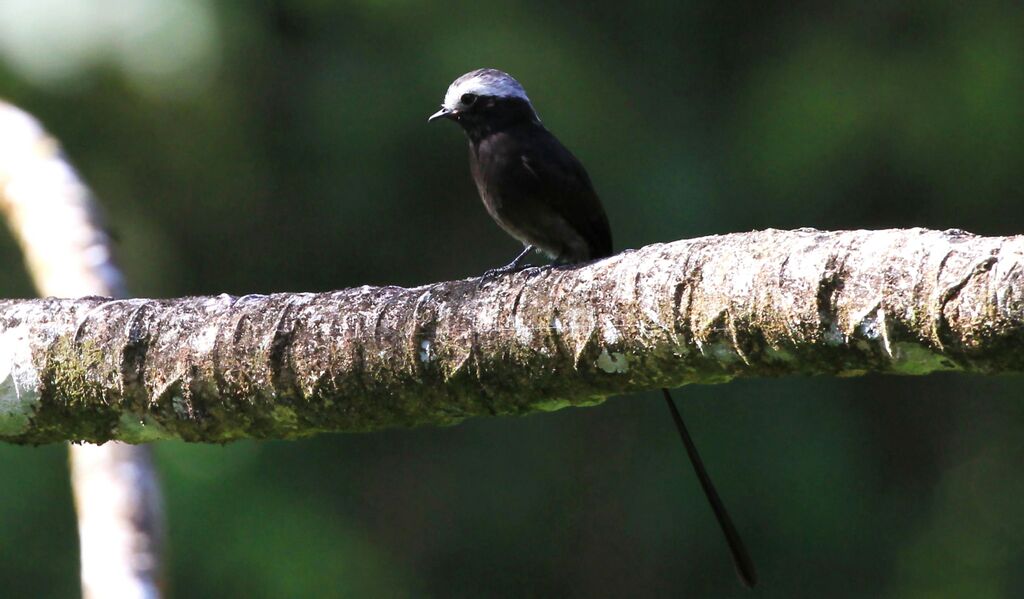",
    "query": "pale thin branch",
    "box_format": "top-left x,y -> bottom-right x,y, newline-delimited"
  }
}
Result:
1,227 -> 1022,445
1,100 -> 164,599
